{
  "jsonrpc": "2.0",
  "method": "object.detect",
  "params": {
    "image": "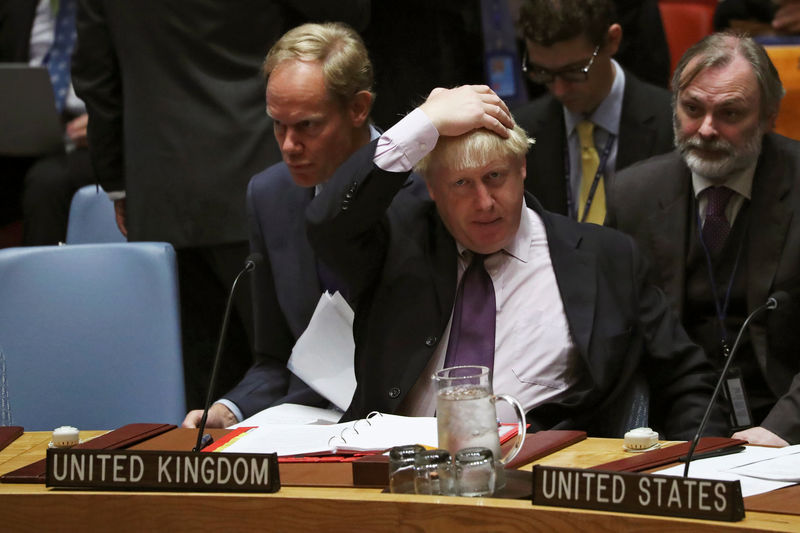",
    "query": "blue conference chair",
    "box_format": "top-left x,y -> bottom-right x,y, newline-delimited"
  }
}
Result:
0,243 -> 185,430
65,185 -> 126,244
